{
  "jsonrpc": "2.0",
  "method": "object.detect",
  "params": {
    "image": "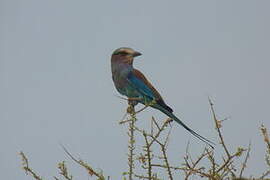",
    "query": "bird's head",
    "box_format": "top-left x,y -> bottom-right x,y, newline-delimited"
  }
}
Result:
111,47 -> 142,65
